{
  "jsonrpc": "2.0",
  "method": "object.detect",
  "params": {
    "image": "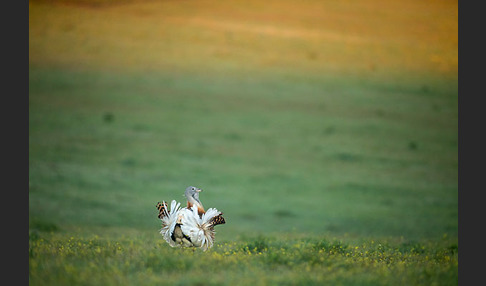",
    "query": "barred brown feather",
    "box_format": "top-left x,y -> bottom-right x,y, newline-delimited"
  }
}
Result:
156,201 -> 168,219
210,213 -> 226,226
